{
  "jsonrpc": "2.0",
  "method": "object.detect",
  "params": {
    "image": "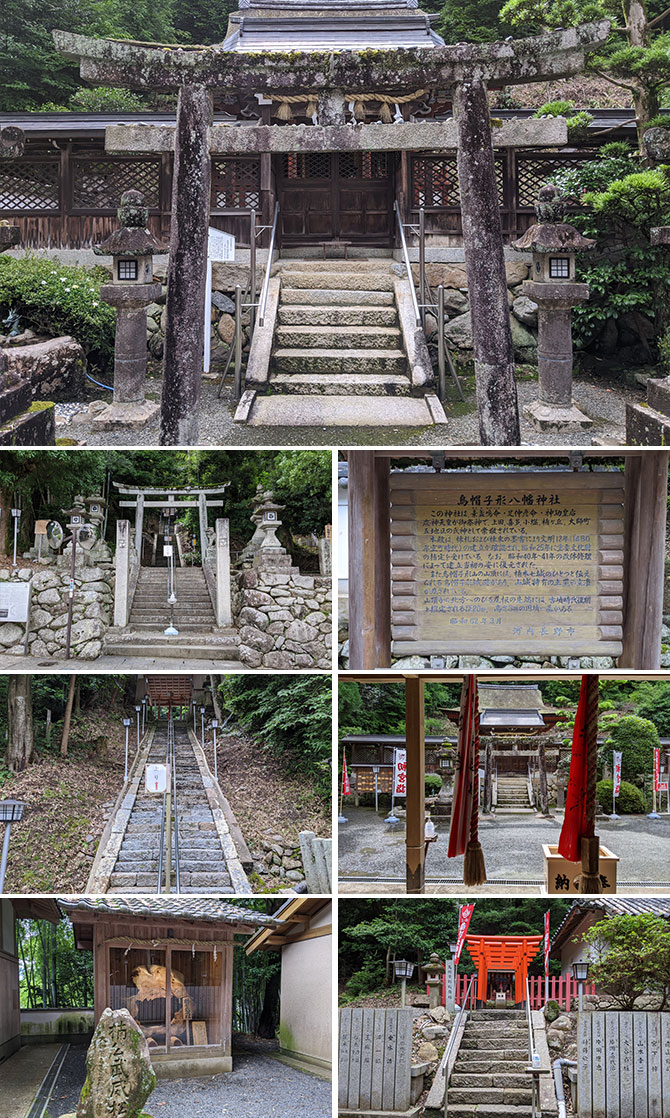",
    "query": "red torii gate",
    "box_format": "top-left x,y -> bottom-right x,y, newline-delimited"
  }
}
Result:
465,934 -> 543,1006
